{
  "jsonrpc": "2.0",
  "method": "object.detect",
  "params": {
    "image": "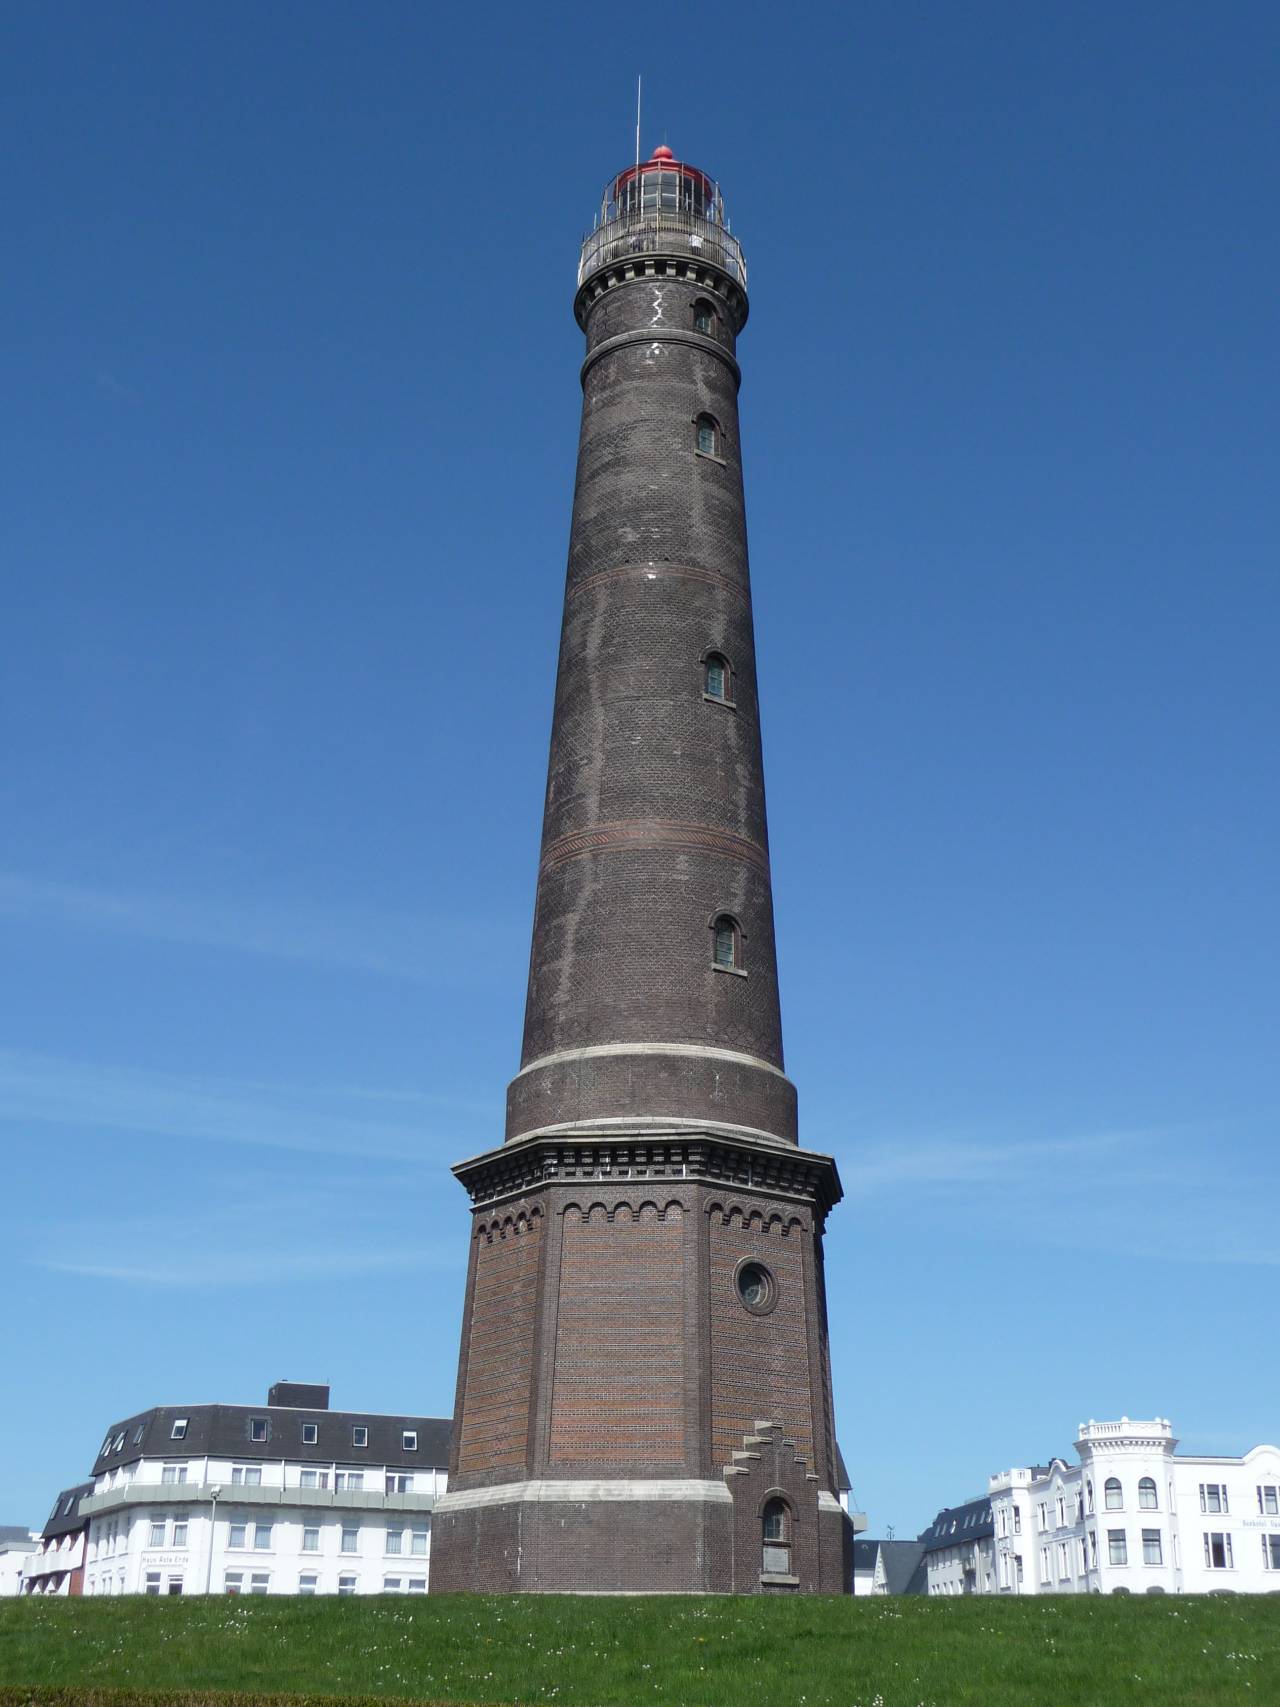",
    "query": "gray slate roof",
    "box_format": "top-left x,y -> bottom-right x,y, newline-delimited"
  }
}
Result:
919,1493 -> 995,1551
